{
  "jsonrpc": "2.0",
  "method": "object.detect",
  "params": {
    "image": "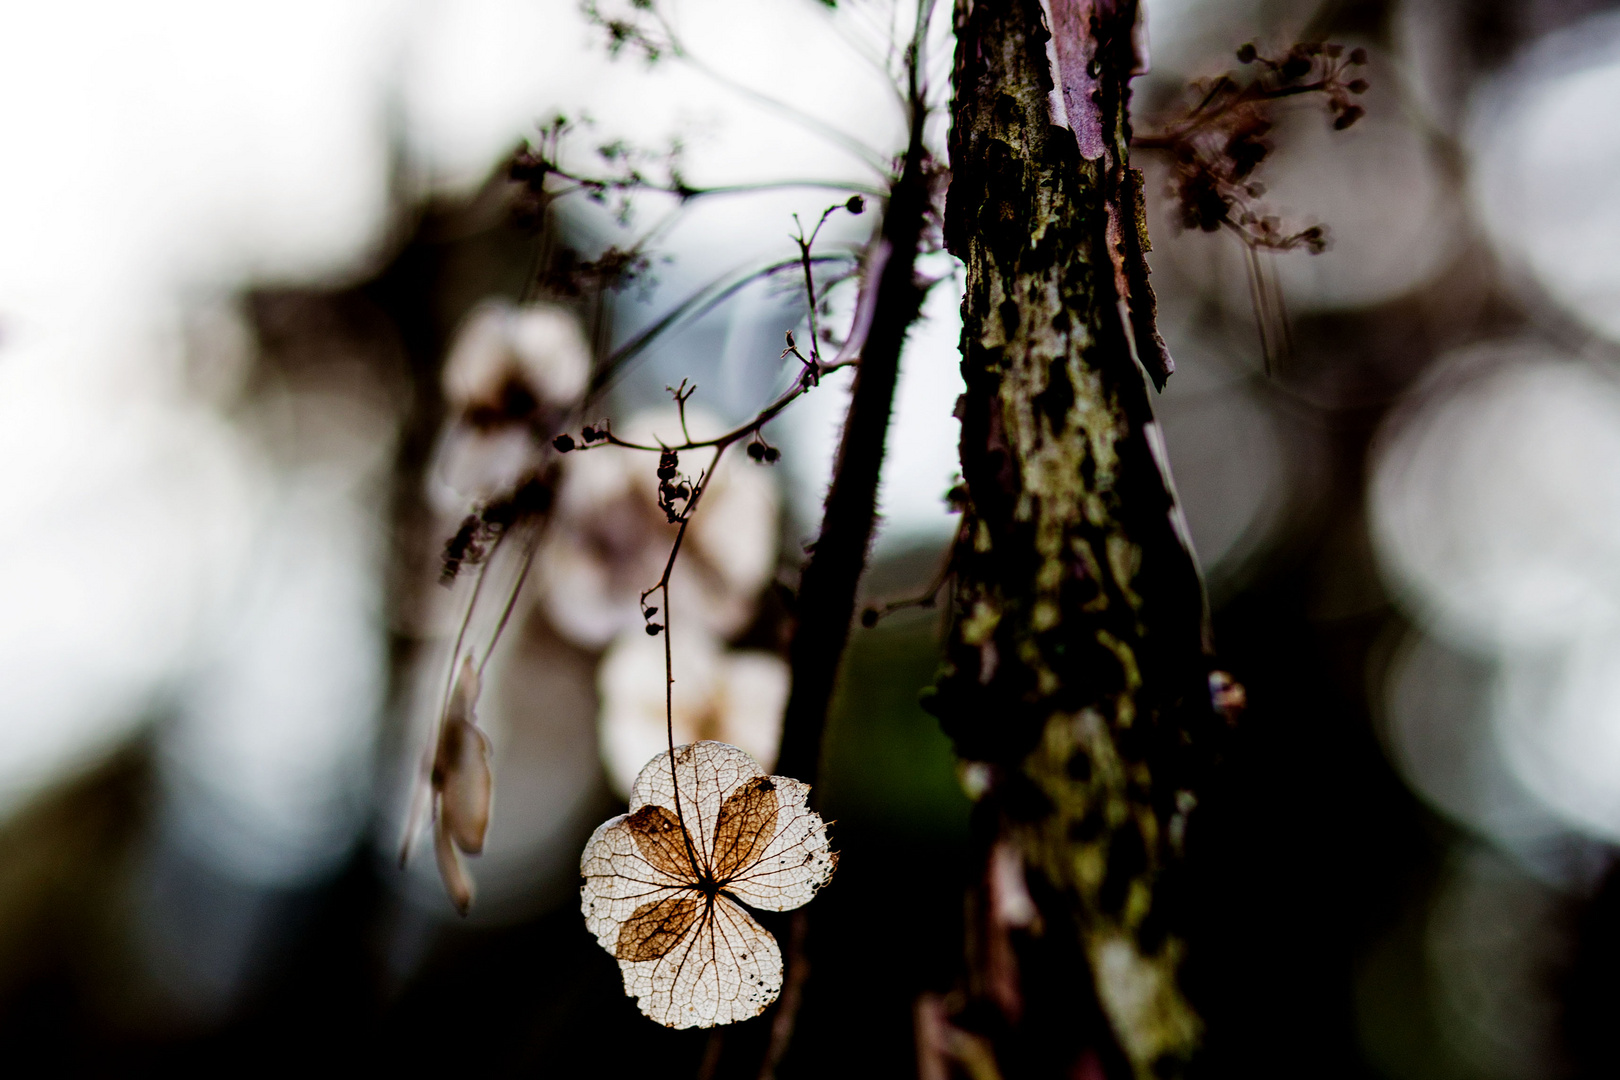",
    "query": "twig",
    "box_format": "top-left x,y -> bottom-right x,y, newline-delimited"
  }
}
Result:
859,517 -> 965,627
